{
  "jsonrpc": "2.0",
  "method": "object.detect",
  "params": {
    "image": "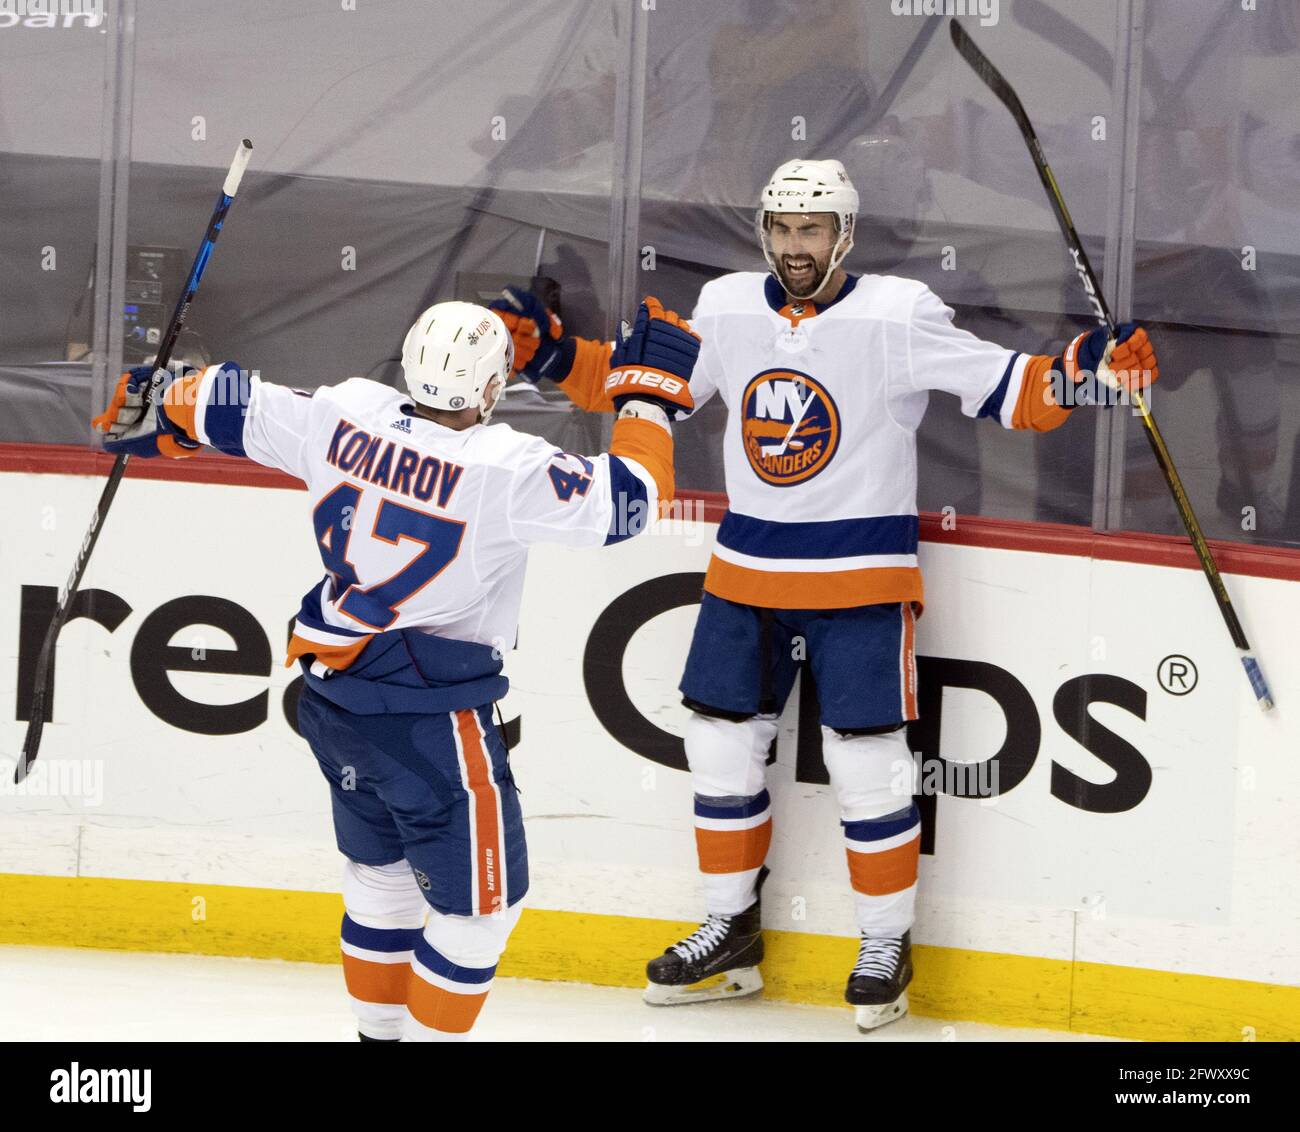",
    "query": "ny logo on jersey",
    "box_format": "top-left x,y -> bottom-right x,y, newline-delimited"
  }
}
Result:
740,368 -> 840,486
